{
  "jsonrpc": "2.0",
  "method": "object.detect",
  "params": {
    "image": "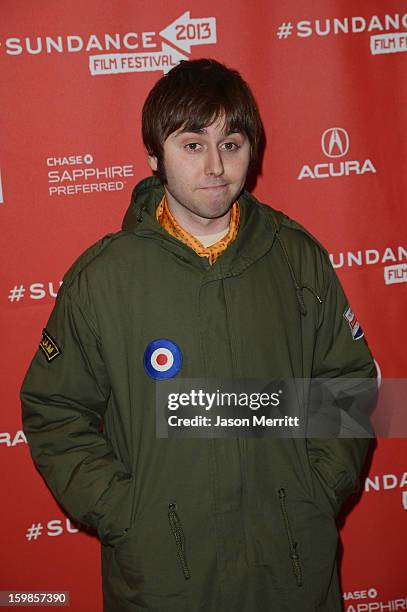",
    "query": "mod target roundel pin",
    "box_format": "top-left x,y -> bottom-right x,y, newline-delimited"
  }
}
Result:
143,339 -> 183,380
